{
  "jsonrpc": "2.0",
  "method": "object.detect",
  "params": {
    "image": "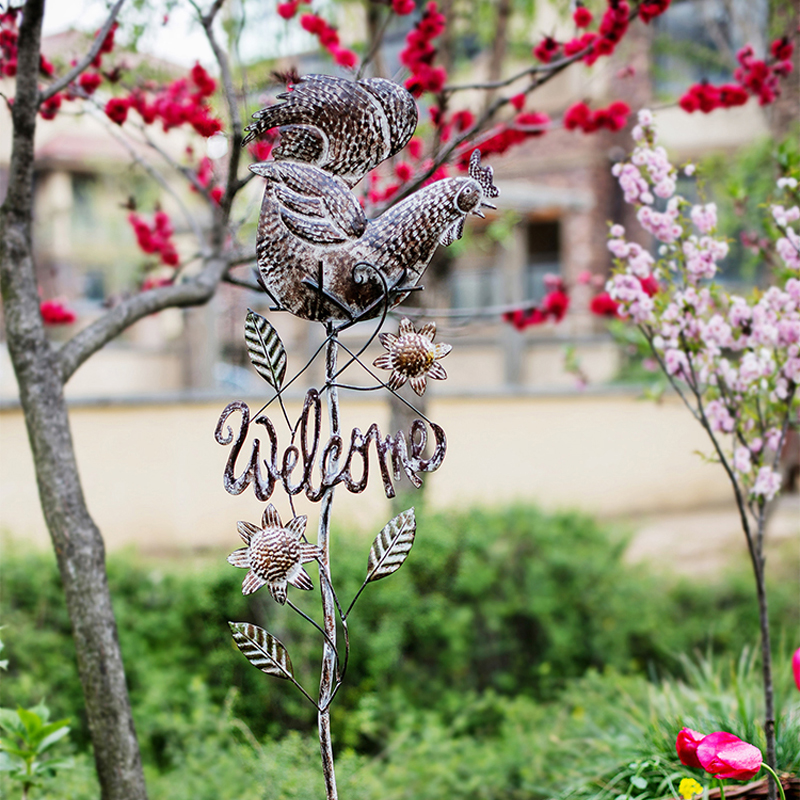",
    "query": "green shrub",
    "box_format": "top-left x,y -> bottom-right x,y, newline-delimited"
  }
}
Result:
1,504 -> 797,774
